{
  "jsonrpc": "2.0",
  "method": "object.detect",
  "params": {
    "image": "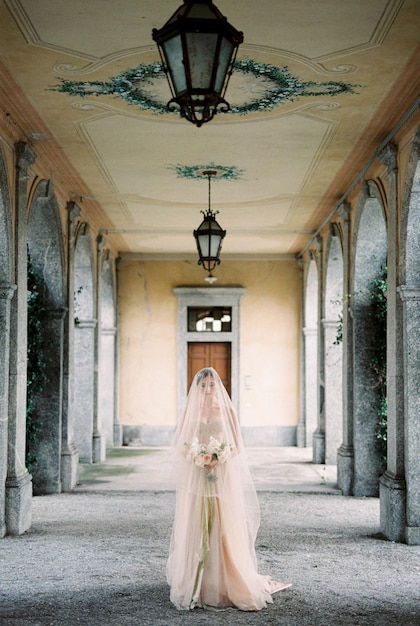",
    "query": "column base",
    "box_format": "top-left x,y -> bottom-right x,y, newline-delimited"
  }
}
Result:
5,471 -> 33,536
296,420 -> 306,447
405,526 -> 420,545
379,471 -> 406,542
113,422 -> 123,447
337,444 -> 354,495
92,432 -> 106,463
312,430 -> 325,464
61,443 -> 79,492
